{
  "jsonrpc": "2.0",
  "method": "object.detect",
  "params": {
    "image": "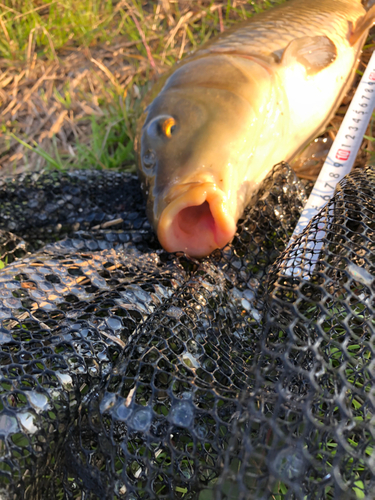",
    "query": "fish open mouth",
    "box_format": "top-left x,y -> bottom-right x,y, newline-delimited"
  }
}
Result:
157,183 -> 236,257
